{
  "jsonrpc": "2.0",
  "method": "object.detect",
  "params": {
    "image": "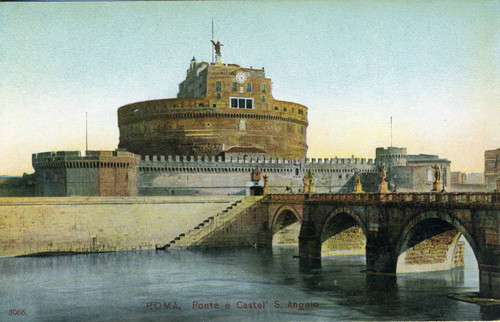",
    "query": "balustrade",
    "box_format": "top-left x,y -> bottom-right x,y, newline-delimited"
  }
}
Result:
266,192 -> 500,205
